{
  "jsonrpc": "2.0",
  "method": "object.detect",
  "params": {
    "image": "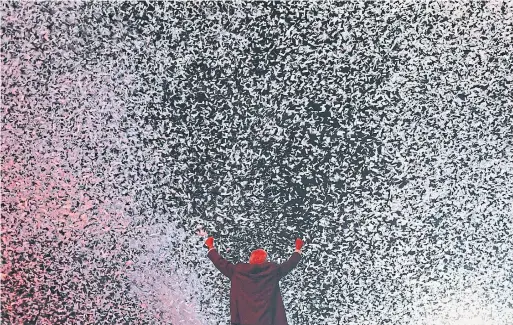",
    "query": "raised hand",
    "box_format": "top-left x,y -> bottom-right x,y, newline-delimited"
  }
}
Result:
295,238 -> 304,251
205,236 -> 214,249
